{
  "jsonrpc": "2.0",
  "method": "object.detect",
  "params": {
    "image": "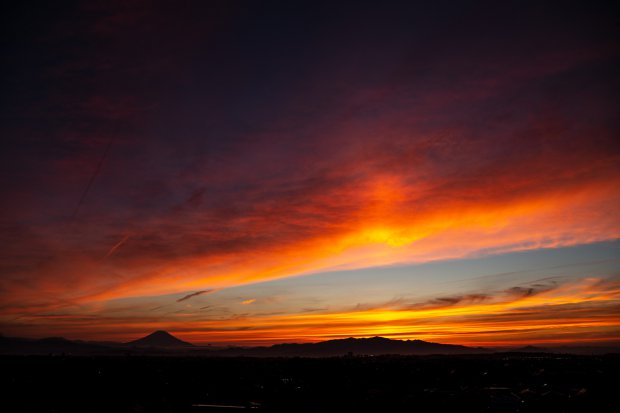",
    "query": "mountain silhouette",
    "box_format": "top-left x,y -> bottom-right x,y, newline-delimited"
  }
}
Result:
0,335 -> 110,354
2,333 -> 618,356
512,345 -> 550,353
127,330 -> 193,348
219,336 -> 489,356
